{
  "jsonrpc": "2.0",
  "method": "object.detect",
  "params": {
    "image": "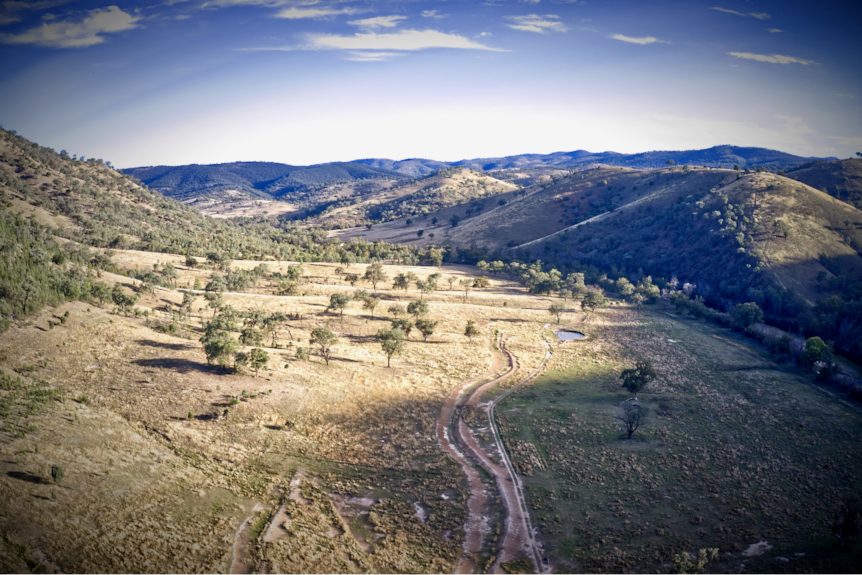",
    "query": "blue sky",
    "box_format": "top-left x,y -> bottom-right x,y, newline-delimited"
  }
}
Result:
0,0 -> 859,168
